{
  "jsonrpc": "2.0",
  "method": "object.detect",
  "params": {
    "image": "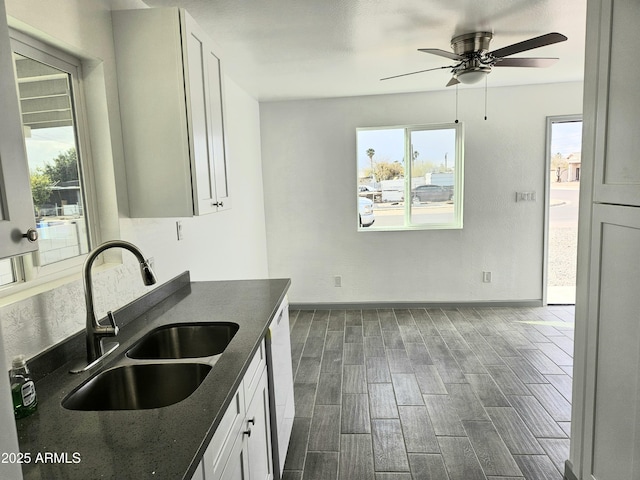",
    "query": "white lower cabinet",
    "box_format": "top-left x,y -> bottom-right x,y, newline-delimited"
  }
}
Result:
245,368 -> 272,480
197,341 -> 272,480
214,427 -> 247,480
